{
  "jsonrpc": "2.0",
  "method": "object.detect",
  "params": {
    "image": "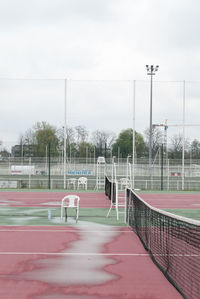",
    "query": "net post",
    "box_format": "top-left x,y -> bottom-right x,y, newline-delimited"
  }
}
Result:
65,207 -> 67,222
124,187 -> 127,224
115,181 -> 119,220
148,208 -> 152,252
125,187 -> 130,224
